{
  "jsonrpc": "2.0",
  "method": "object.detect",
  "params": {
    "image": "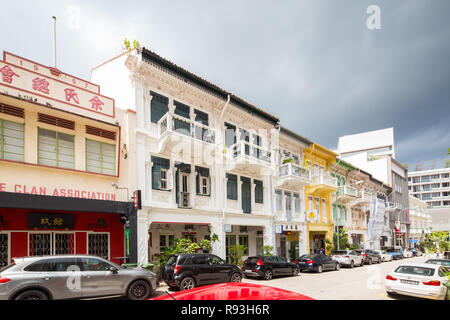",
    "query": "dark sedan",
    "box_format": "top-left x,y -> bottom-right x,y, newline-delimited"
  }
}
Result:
356,249 -> 382,264
242,256 -> 299,280
162,253 -> 243,291
294,254 -> 340,273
